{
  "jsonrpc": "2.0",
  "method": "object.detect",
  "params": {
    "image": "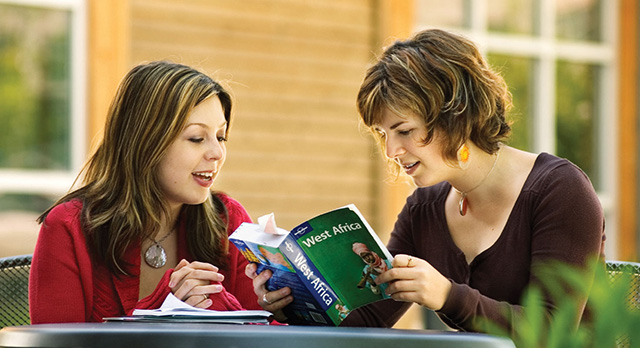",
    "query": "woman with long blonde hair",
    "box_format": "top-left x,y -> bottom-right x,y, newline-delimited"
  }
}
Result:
30,61 -> 260,323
